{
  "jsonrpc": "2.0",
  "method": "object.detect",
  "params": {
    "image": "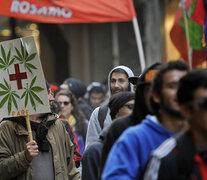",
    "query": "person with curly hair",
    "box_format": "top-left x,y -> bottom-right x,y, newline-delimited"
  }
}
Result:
55,89 -> 88,155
